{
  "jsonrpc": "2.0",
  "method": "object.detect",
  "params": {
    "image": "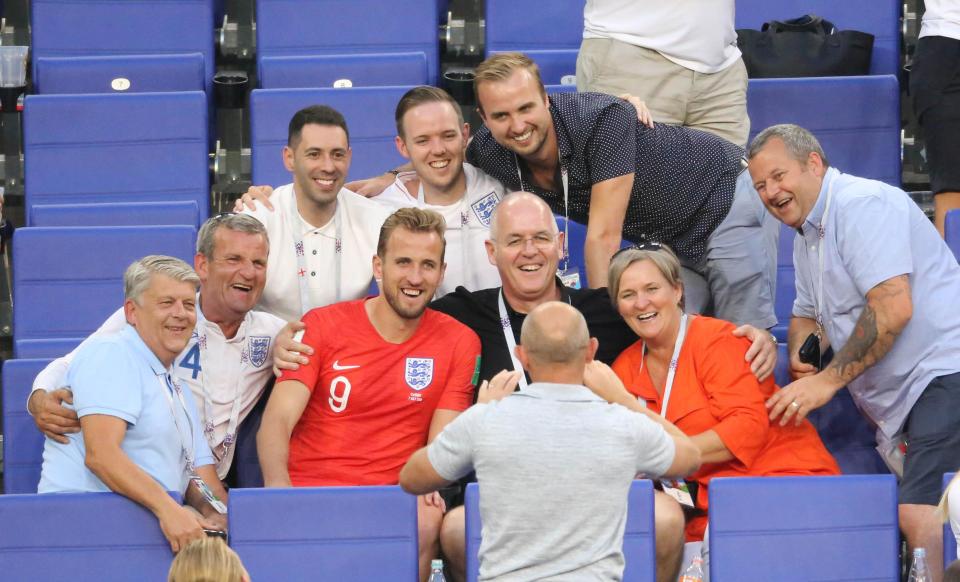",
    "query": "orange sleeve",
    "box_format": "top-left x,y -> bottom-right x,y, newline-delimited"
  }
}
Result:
277,309 -> 327,393
695,327 -> 772,468
612,343 -> 643,398
436,326 -> 481,411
